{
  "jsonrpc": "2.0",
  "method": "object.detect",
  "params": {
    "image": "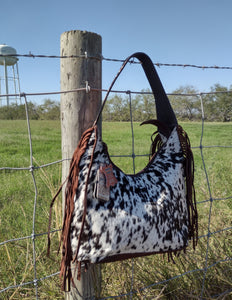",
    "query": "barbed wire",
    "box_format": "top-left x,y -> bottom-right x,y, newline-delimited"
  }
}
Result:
1,52 -> 232,70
